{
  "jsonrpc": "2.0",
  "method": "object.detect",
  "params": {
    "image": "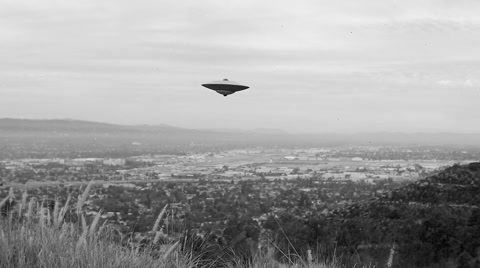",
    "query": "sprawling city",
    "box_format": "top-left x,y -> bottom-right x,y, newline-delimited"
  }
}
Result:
1,123 -> 479,267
